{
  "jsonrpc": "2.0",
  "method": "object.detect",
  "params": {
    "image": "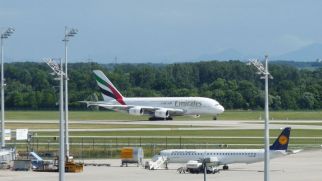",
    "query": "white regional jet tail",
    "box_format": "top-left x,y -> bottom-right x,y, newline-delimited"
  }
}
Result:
93,70 -> 126,105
